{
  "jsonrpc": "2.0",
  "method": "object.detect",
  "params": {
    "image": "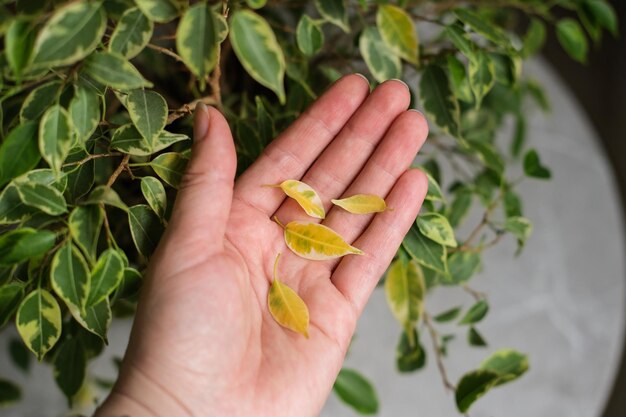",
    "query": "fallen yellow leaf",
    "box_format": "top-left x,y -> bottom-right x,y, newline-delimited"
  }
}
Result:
265,180 -> 325,219
267,253 -> 310,337
332,194 -> 388,214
